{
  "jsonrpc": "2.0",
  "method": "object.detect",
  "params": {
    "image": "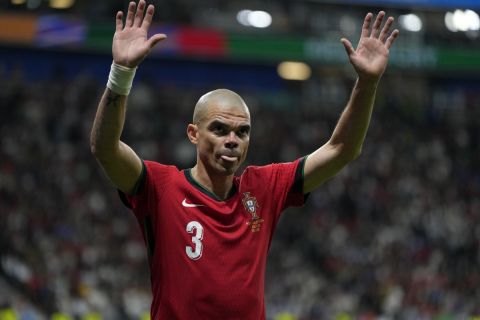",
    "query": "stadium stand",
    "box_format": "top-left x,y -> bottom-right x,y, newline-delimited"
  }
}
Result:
0,61 -> 479,319
0,0 -> 479,319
